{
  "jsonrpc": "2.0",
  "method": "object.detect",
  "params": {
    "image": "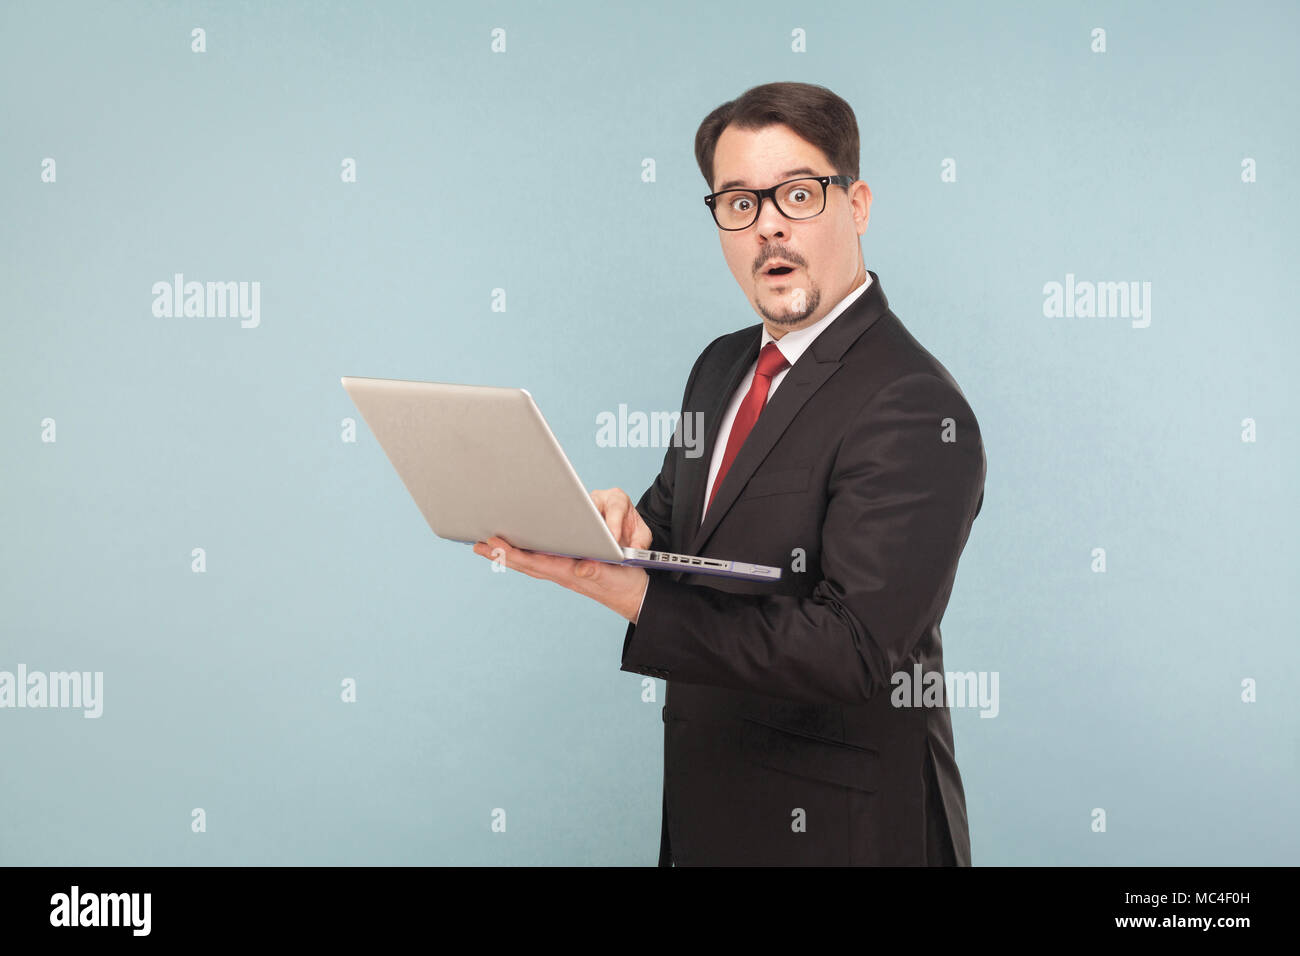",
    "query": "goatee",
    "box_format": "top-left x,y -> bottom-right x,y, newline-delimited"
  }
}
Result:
758,287 -> 820,326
